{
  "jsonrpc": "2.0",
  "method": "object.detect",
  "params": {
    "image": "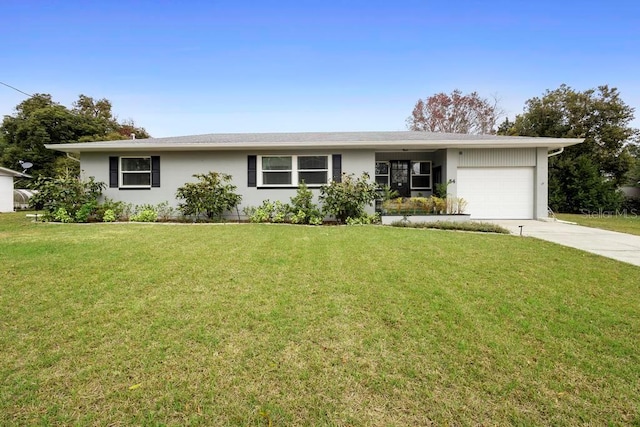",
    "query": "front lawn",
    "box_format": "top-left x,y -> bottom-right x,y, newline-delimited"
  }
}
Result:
1,212 -> 639,425
557,212 -> 640,236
